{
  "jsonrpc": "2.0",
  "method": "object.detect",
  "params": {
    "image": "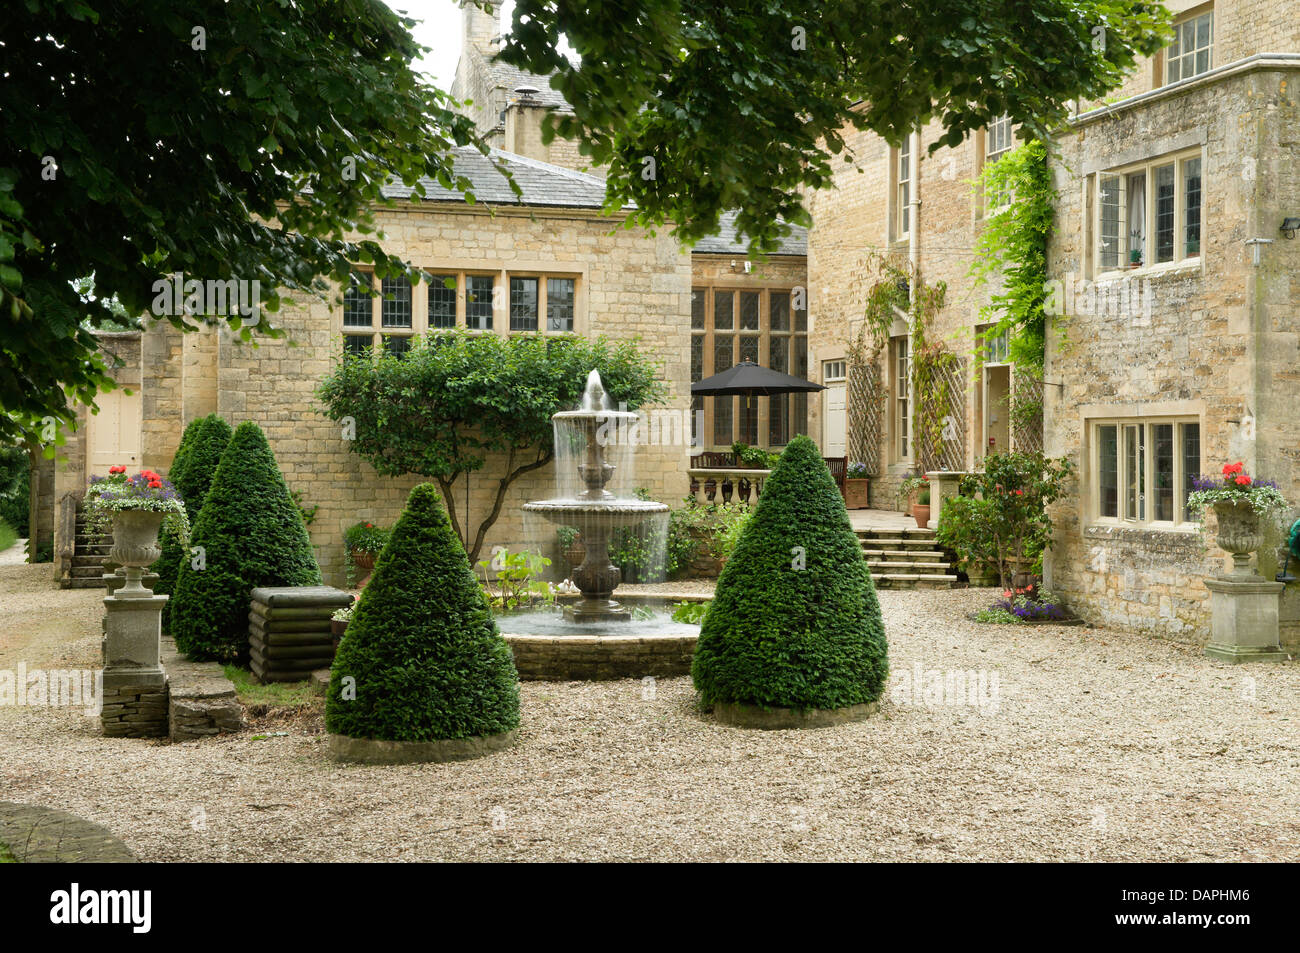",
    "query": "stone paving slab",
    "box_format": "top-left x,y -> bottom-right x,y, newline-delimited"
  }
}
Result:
0,802 -> 136,863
